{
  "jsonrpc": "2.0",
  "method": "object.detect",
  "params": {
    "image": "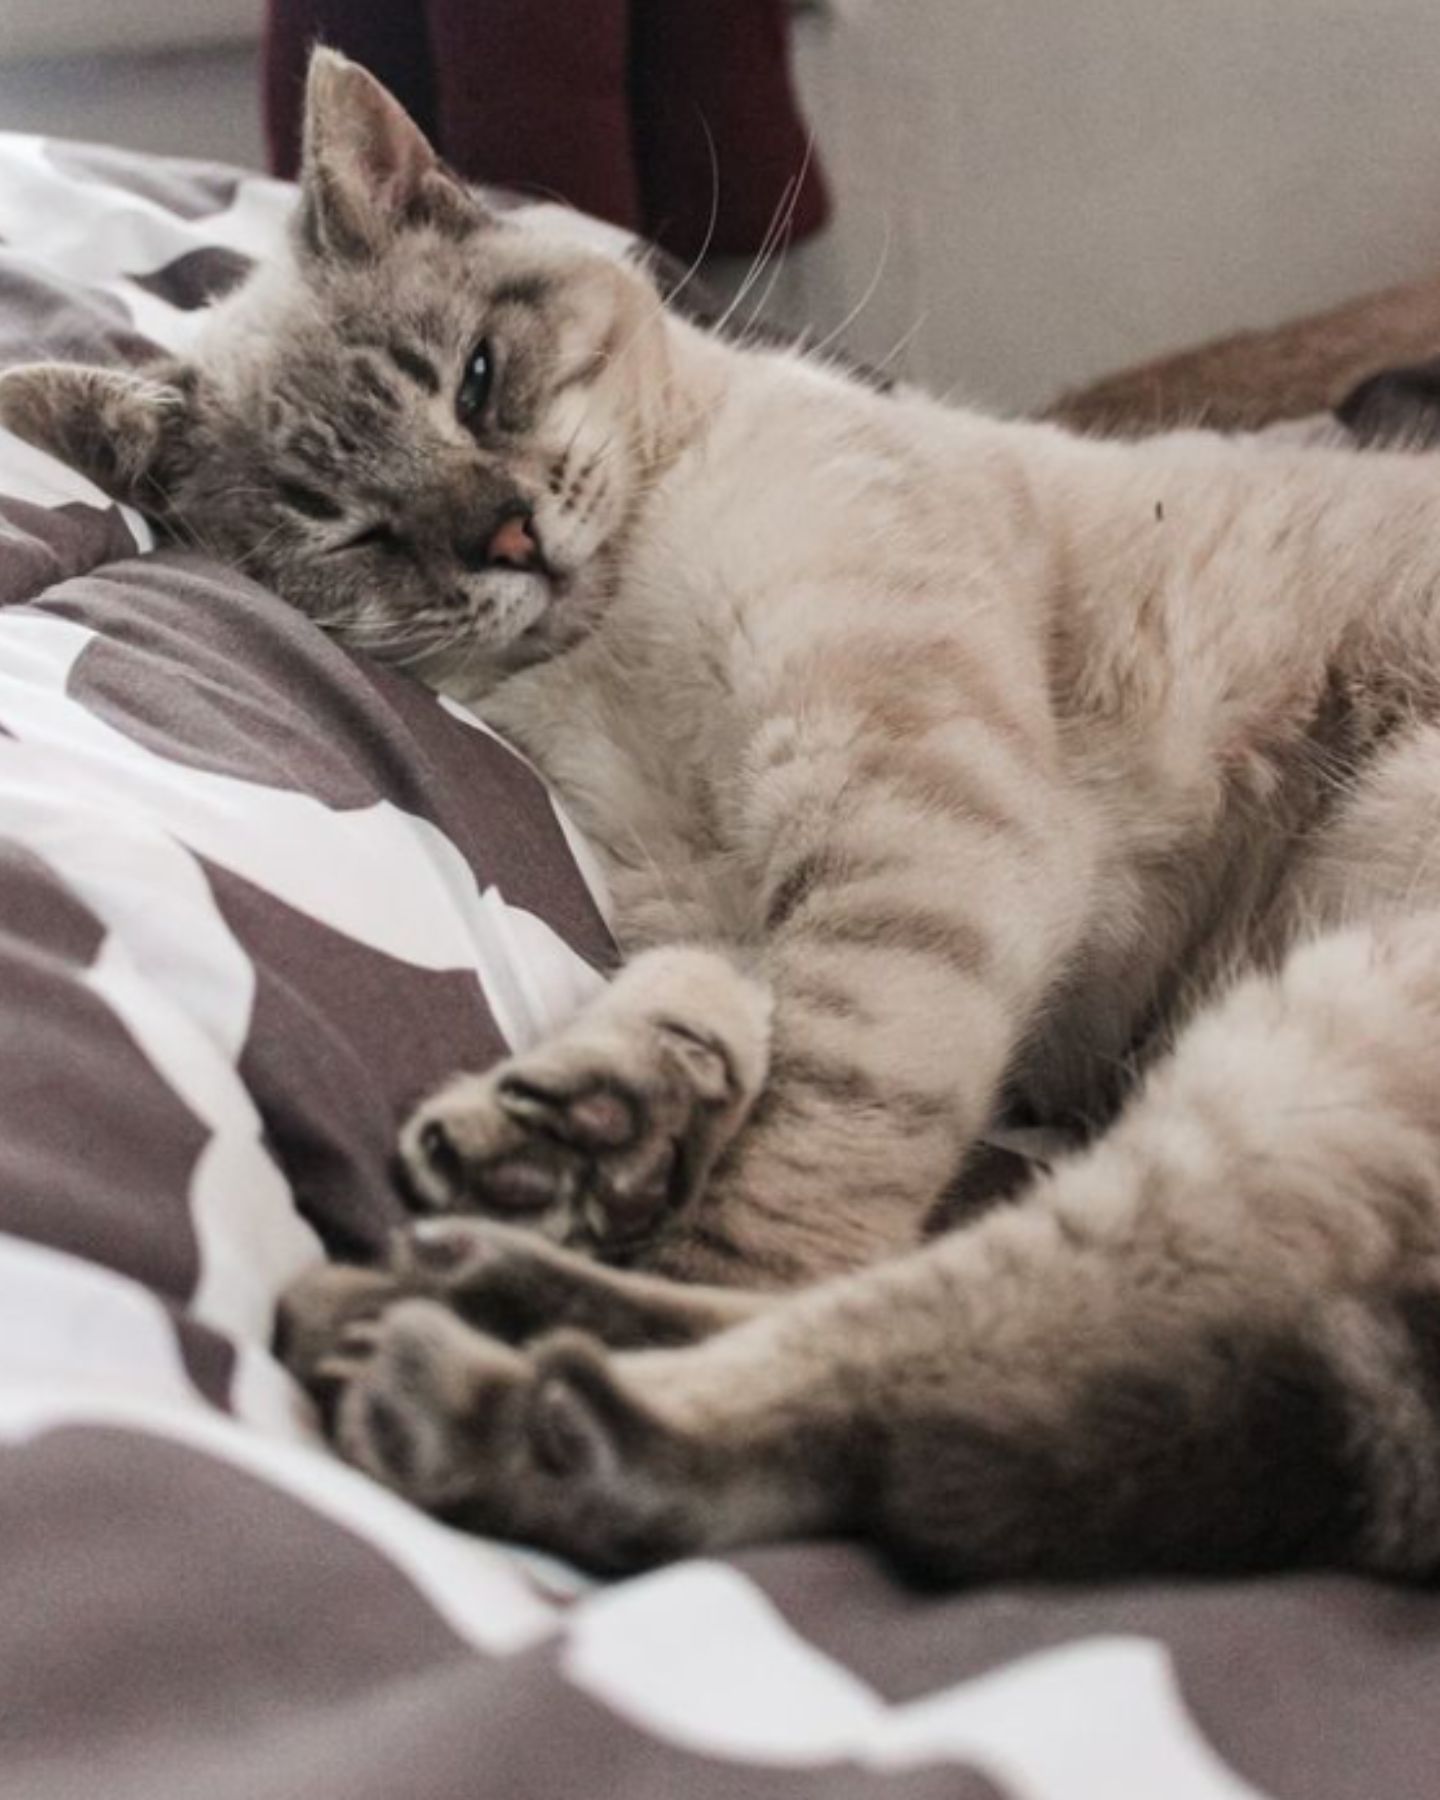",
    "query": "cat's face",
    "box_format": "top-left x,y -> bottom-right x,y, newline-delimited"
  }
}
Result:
0,51 -> 679,685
